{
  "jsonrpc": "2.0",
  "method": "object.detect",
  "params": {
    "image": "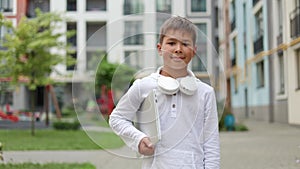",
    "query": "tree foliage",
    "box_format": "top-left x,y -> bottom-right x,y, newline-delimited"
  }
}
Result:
95,54 -> 136,95
0,9 -> 75,90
